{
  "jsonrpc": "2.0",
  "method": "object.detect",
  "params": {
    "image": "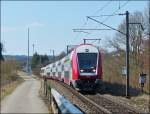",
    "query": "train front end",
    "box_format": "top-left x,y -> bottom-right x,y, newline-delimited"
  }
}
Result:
71,44 -> 102,91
